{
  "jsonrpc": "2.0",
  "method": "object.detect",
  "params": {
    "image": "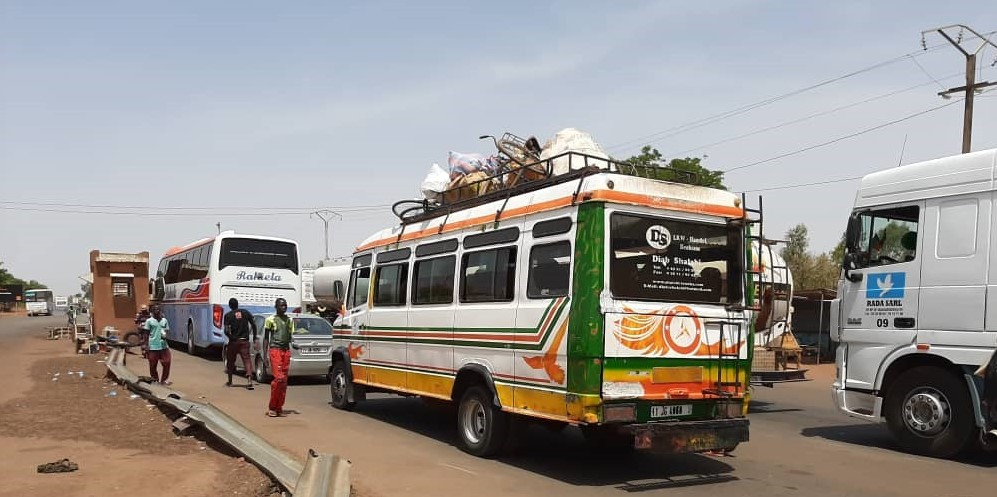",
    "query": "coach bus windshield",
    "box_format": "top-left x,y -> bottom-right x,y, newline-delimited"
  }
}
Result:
219,238 -> 299,274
